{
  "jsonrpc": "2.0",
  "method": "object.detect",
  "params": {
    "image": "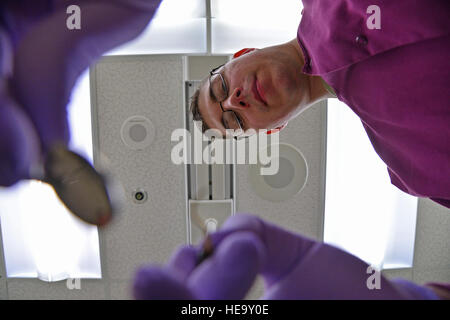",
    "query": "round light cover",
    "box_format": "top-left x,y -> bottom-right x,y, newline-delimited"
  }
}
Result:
249,143 -> 308,202
121,115 -> 155,150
